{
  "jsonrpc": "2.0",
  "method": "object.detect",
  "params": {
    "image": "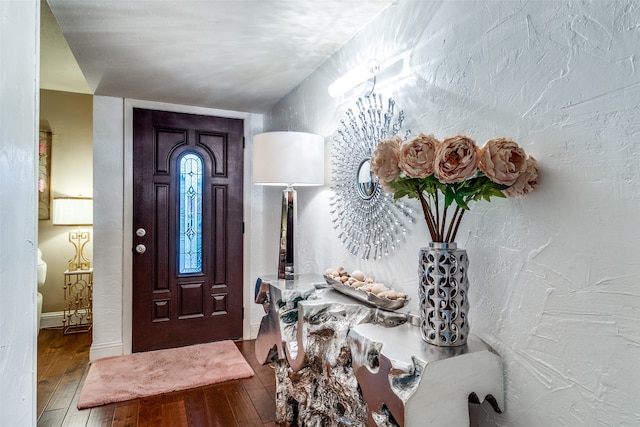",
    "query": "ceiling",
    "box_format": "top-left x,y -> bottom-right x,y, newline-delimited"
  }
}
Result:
41,0 -> 393,113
